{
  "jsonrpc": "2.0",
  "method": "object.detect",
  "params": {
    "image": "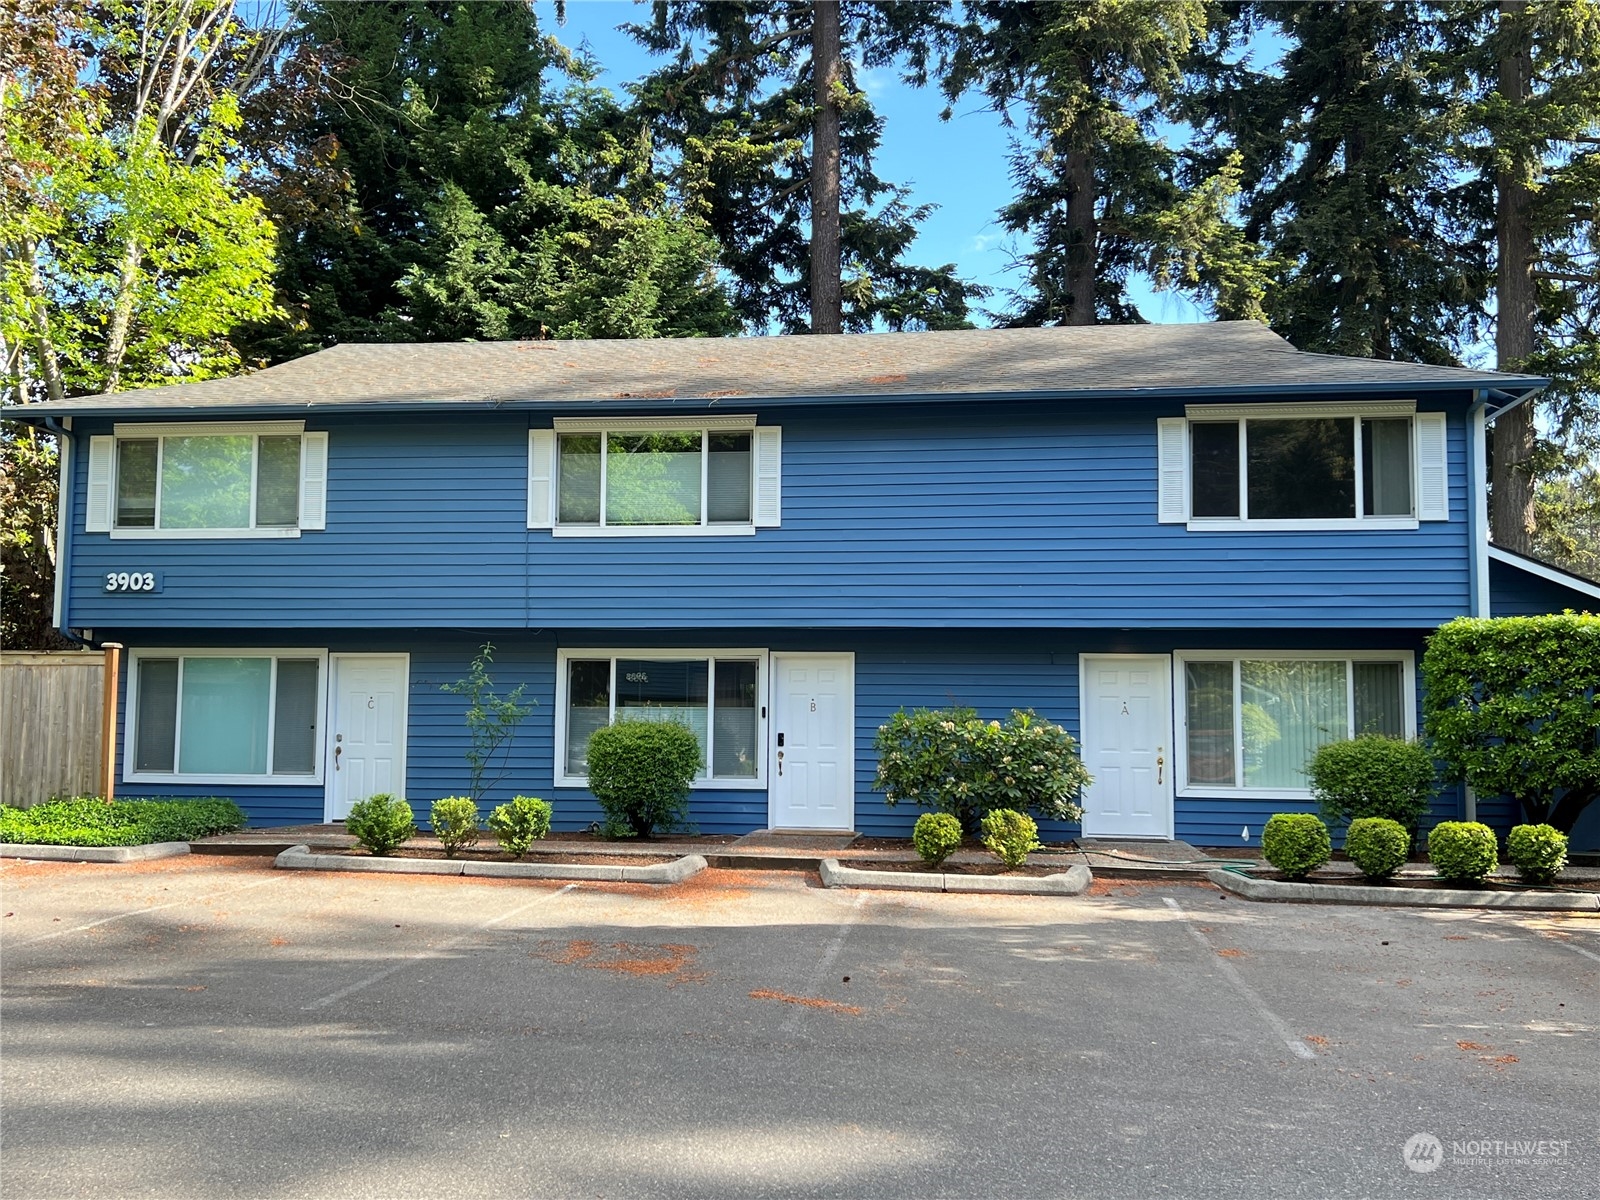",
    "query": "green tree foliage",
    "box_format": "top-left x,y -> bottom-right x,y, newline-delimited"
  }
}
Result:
252,1 -> 735,358
940,0 -> 1274,325
1192,2 -> 1490,362
1533,468 -> 1600,579
0,424 -> 66,648
440,643 -> 535,806
626,0 -> 983,333
1422,614 -> 1600,832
